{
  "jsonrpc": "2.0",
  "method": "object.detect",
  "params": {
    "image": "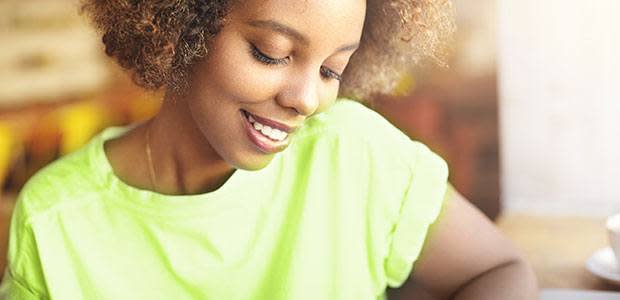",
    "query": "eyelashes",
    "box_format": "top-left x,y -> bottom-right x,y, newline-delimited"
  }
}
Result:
250,43 -> 289,65
320,66 -> 342,81
249,43 -> 342,81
